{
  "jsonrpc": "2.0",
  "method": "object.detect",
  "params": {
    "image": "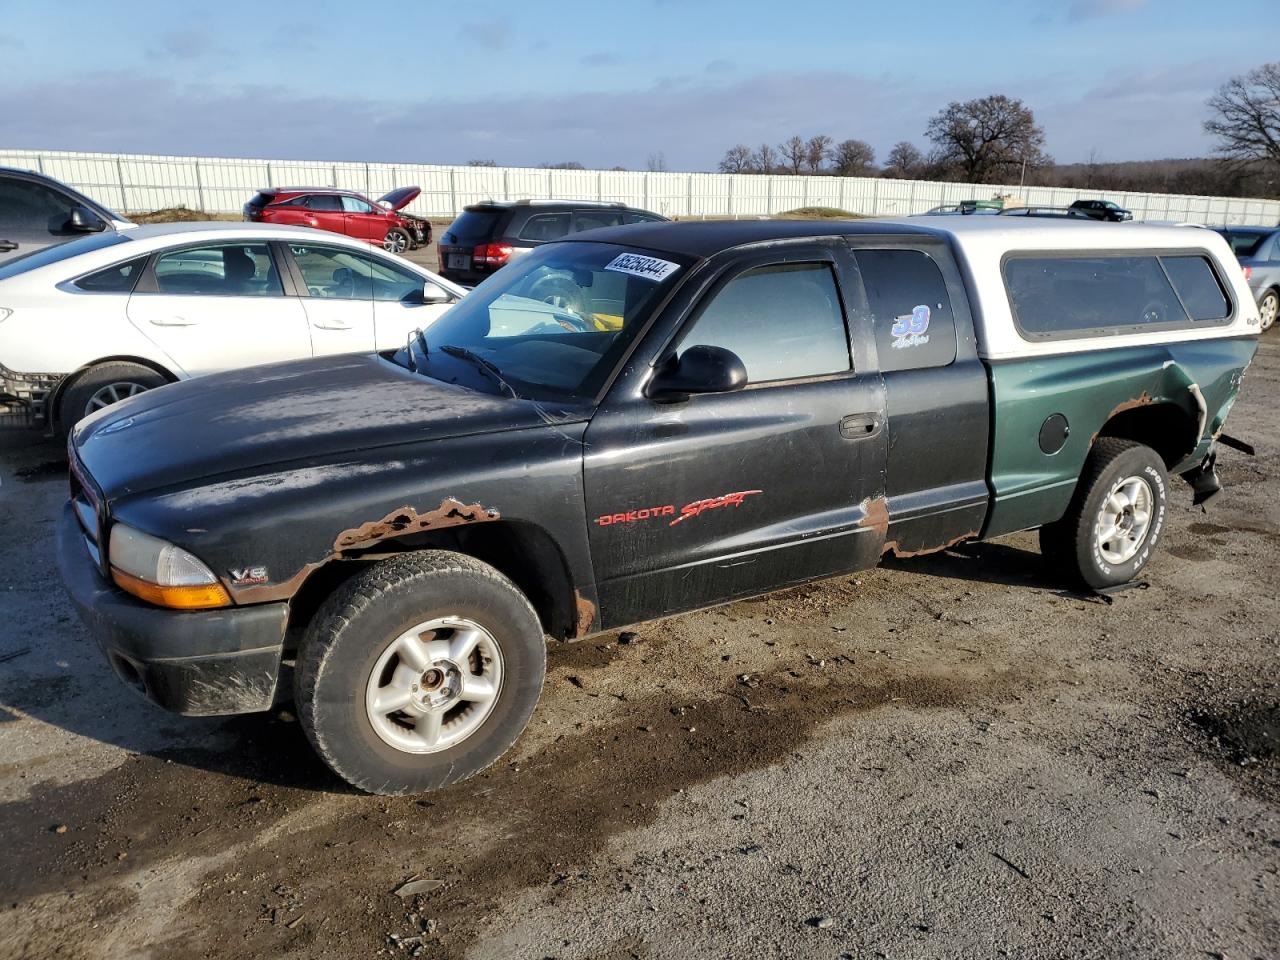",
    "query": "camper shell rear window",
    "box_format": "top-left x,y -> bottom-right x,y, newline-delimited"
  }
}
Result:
1002,250 -> 1234,341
